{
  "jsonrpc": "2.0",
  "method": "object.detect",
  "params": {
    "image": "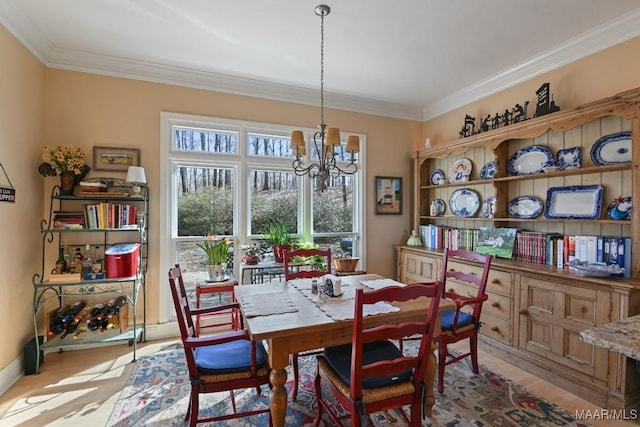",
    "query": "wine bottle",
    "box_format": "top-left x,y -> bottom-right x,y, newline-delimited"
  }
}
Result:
48,304 -> 70,336
81,244 -> 93,277
107,296 -> 127,318
55,247 -> 67,274
61,305 -> 92,339
60,300 -> 86,325
85,303 -> 105,331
